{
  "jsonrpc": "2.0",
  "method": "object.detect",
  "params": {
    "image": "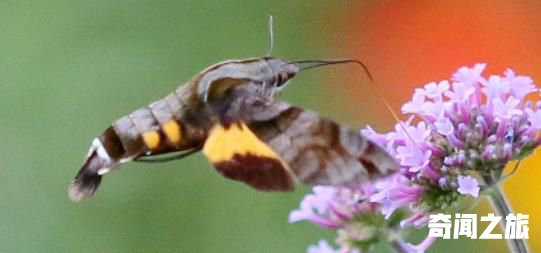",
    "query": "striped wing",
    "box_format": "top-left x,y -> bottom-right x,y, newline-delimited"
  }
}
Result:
201,100 -> 398,191
248,101 -> 398,187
